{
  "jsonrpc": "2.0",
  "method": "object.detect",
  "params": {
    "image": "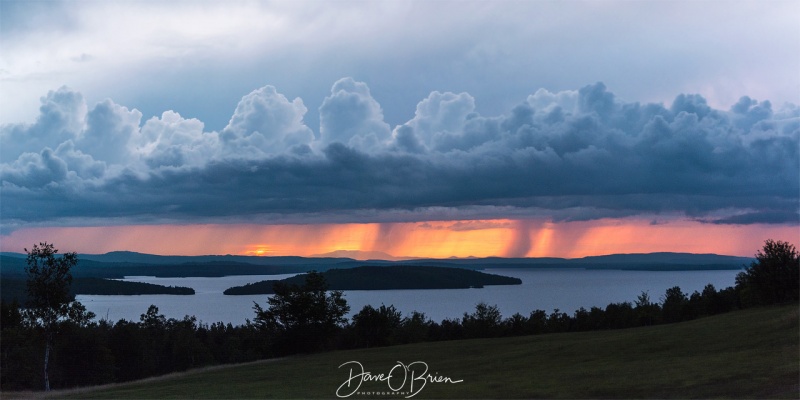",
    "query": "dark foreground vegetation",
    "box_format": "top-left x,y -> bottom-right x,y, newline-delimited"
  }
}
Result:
37,305 -> 800,399
223,266 -> 522,295
1,240 -> 797,394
